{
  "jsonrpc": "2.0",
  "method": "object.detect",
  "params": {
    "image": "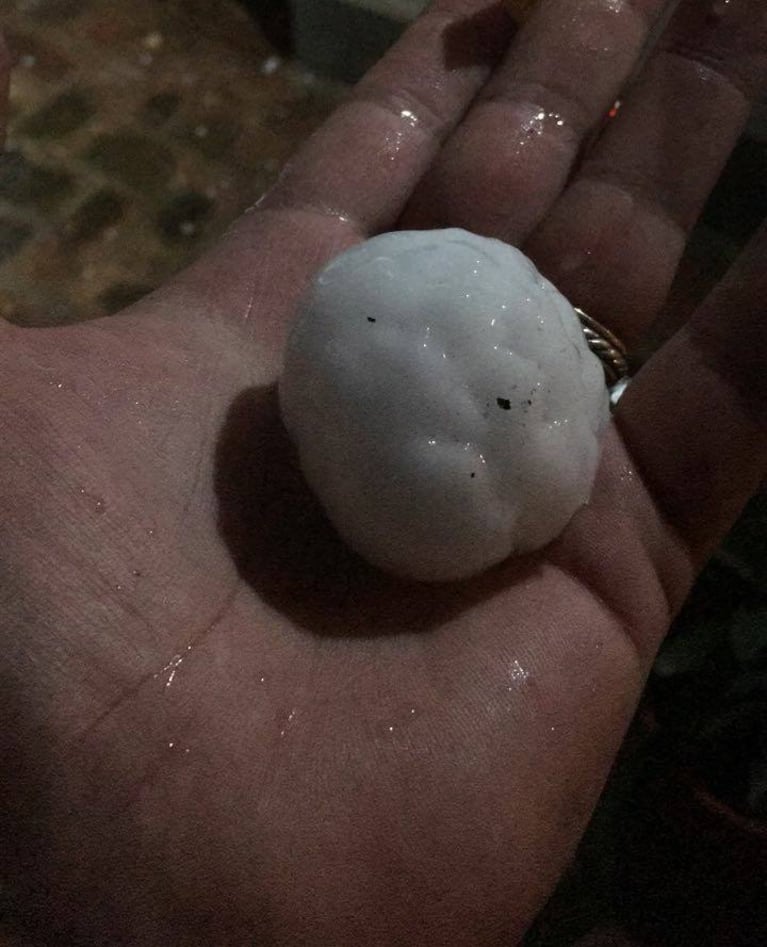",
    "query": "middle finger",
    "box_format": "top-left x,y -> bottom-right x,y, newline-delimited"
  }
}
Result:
401,0 -> 671,238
